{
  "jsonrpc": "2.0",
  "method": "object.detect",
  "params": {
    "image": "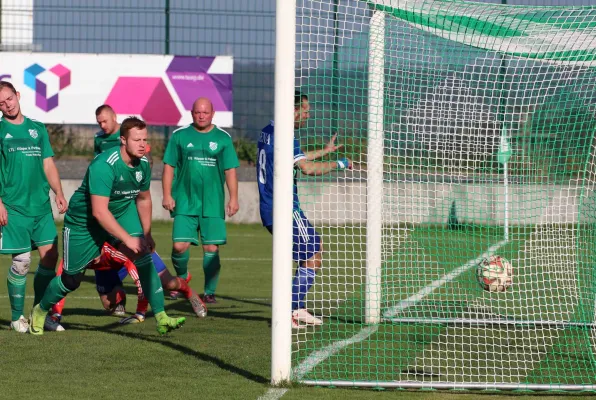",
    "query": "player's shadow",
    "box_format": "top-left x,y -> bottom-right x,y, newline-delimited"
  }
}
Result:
216,295 -> 271,308
60,307 -> 122,318
165,300 -> 271,323
66,321 -> 269,384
